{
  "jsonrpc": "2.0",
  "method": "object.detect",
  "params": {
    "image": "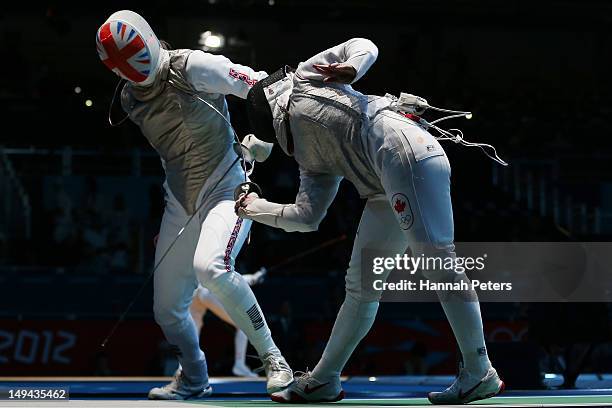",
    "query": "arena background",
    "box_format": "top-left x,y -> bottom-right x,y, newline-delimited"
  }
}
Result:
1,0 -> 611,393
